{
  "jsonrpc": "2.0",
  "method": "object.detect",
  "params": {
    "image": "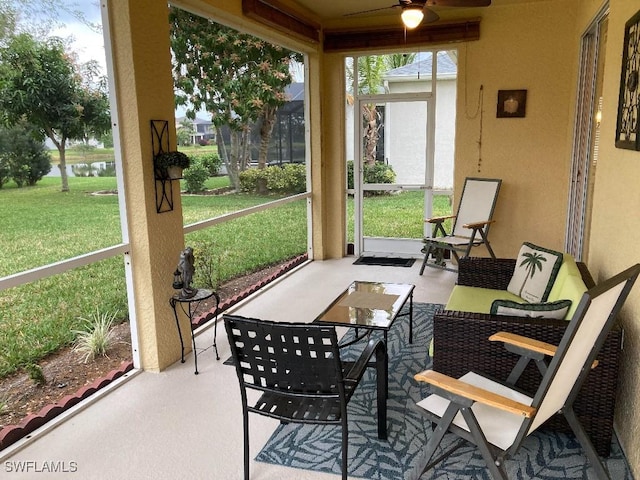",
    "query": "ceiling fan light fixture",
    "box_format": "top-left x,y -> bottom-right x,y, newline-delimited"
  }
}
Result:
401,6 -> 424,29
